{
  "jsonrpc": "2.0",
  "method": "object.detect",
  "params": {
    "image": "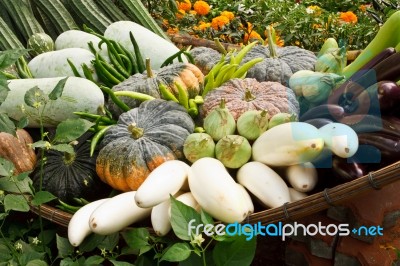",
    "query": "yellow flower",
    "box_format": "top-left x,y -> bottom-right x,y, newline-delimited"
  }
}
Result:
189,10 -> 197,15
176,0 -> 191,12
193,1 -> 210,16
340,11 -> 358,24
211,15 -> 230,30
359,4 -> 370,12
194,21 -> 211,31
175,9 -> 186,19
221,11 -> 235,21
306,5 -> 322,16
